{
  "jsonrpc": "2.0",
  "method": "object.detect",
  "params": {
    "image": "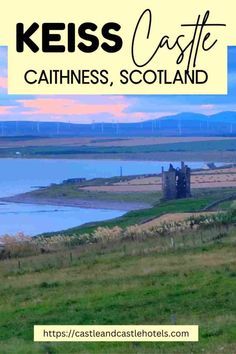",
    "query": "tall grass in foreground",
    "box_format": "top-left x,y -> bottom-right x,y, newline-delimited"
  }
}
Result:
0,222 -> 233,278
0,210 -> 234,269
0,209 -> 232,259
